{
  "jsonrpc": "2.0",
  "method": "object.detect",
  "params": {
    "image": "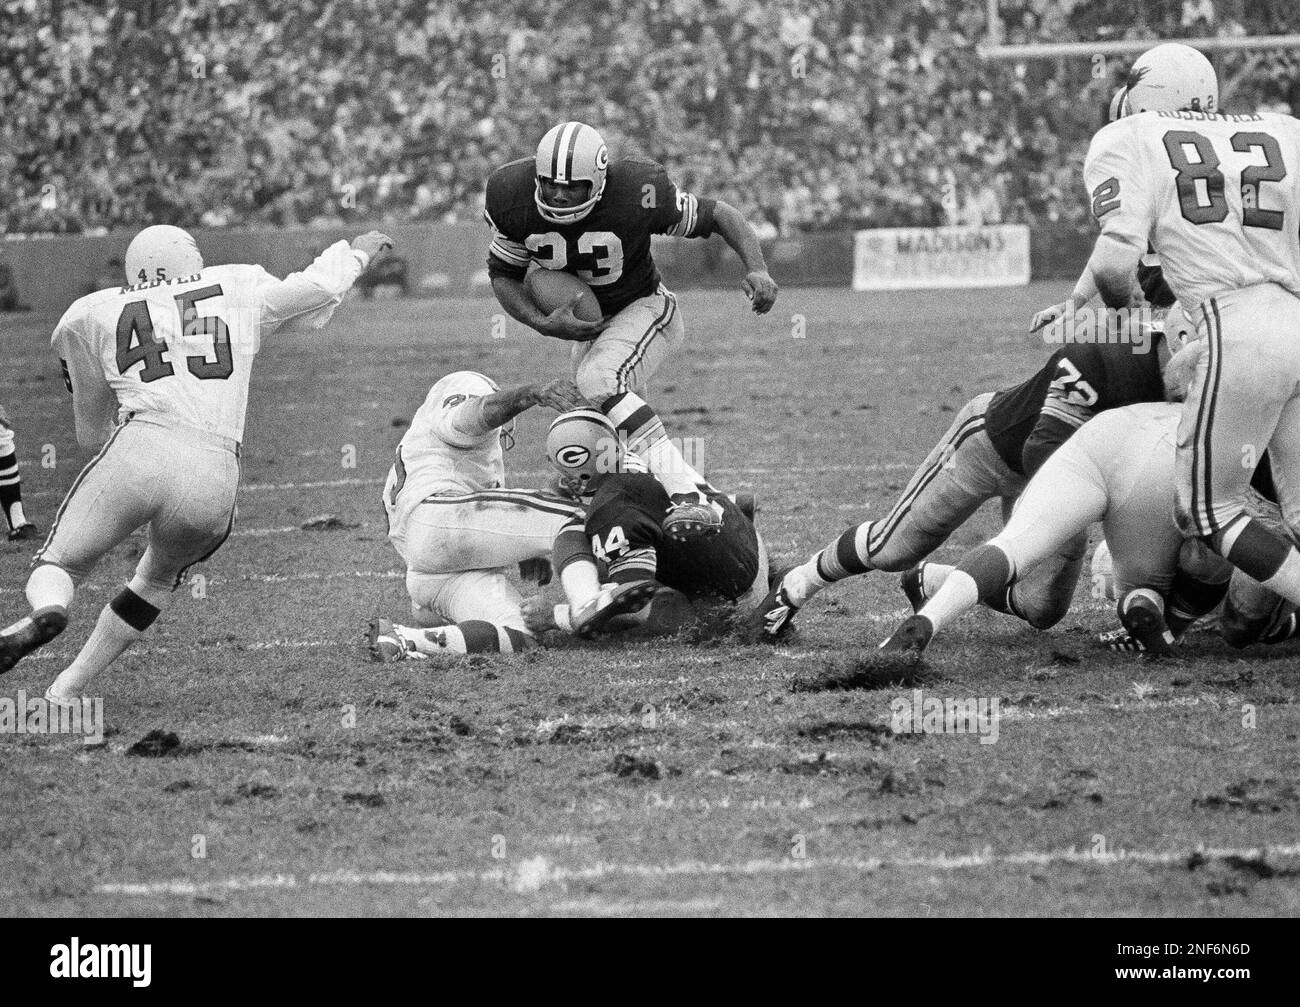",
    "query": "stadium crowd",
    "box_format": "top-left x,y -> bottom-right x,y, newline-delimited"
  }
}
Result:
0,0 -> 1295,239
